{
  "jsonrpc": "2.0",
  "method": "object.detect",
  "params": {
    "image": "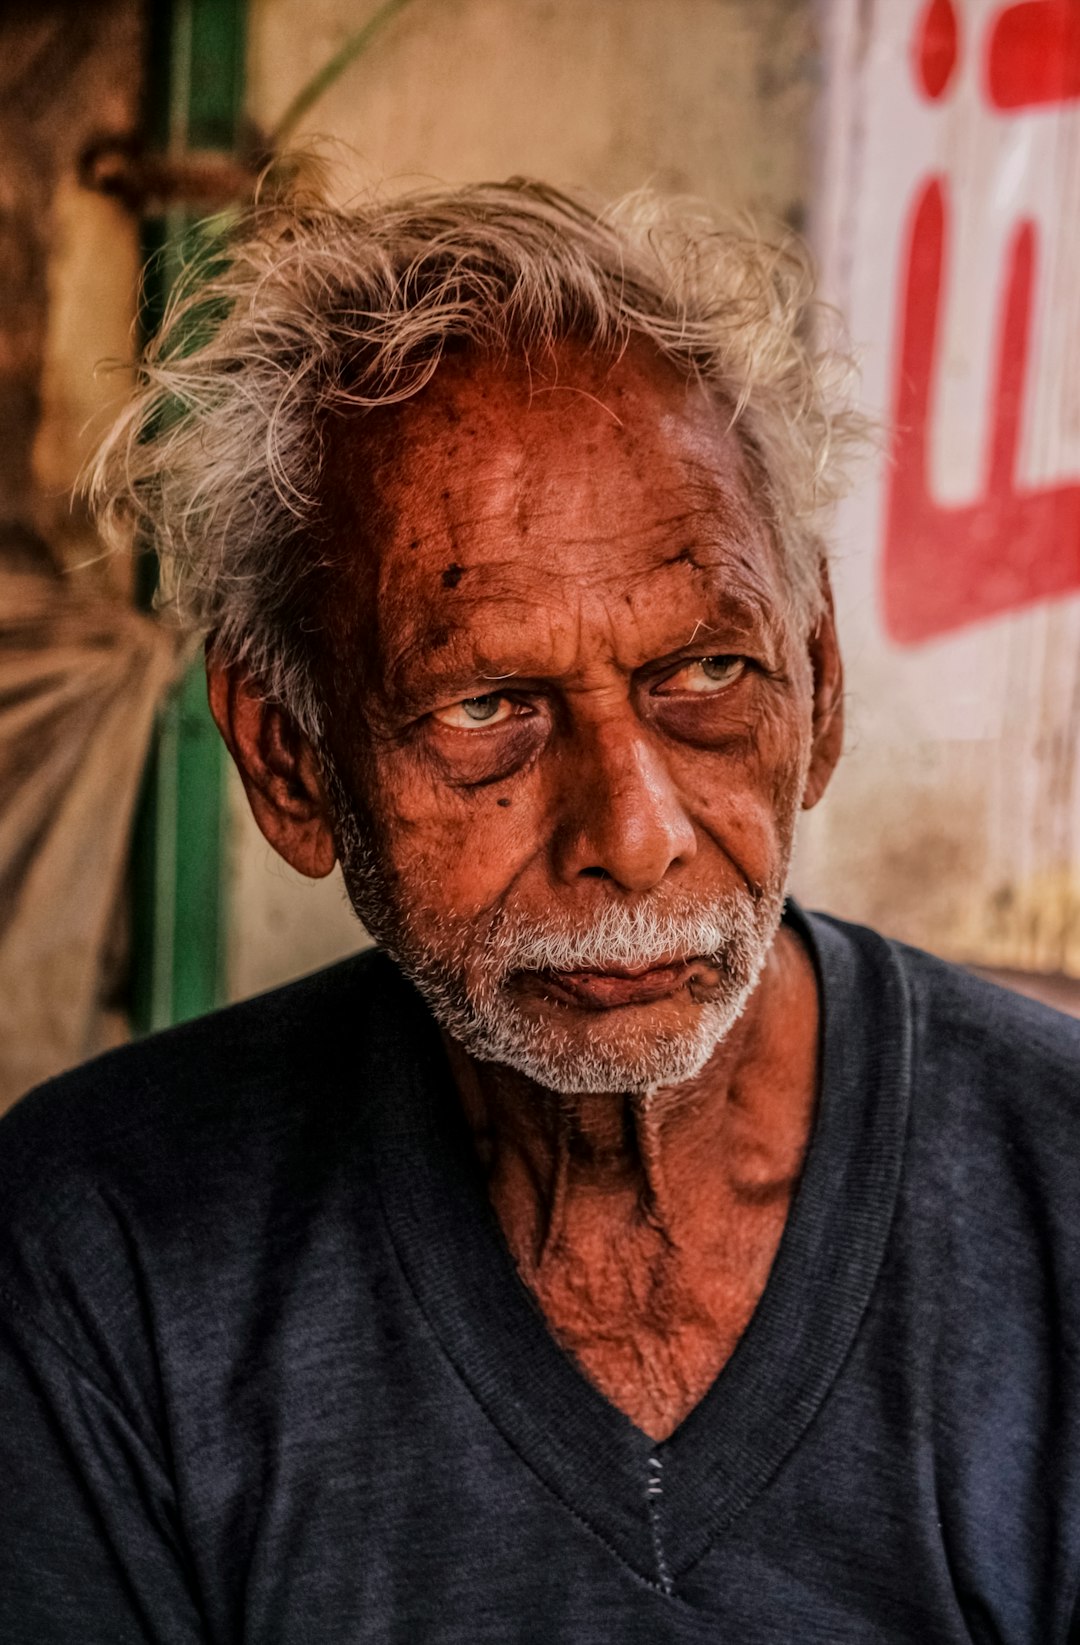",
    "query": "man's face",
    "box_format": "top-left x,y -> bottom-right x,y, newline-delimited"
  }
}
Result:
316,341 -> 833,1093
